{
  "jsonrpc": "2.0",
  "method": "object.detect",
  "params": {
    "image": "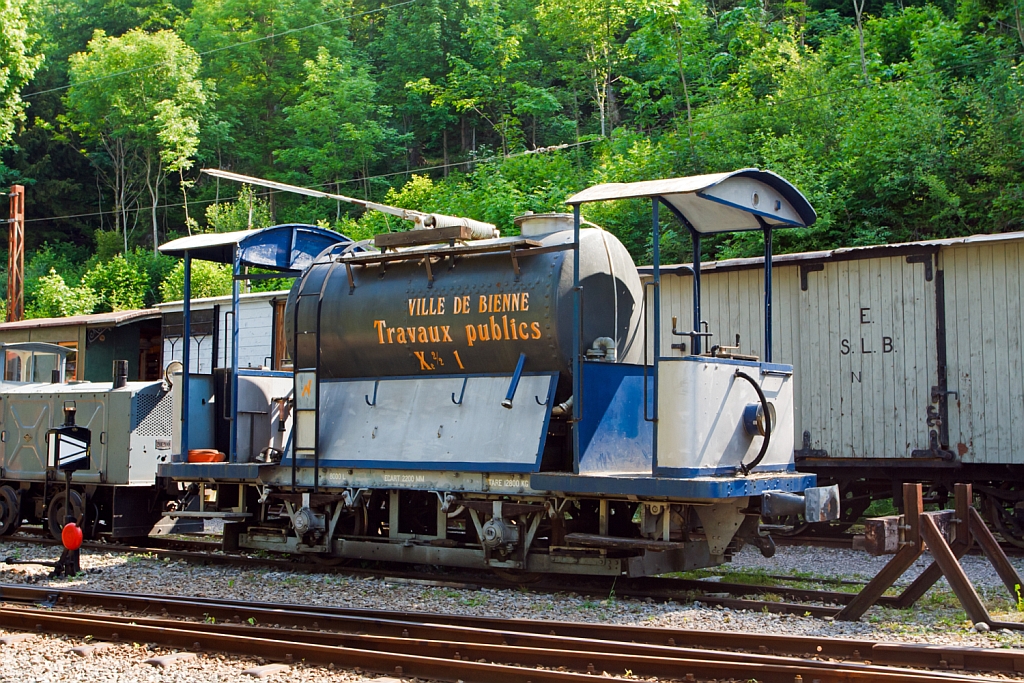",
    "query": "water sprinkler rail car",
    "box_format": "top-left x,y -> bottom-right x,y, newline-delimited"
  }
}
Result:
157,170 -> 839,577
